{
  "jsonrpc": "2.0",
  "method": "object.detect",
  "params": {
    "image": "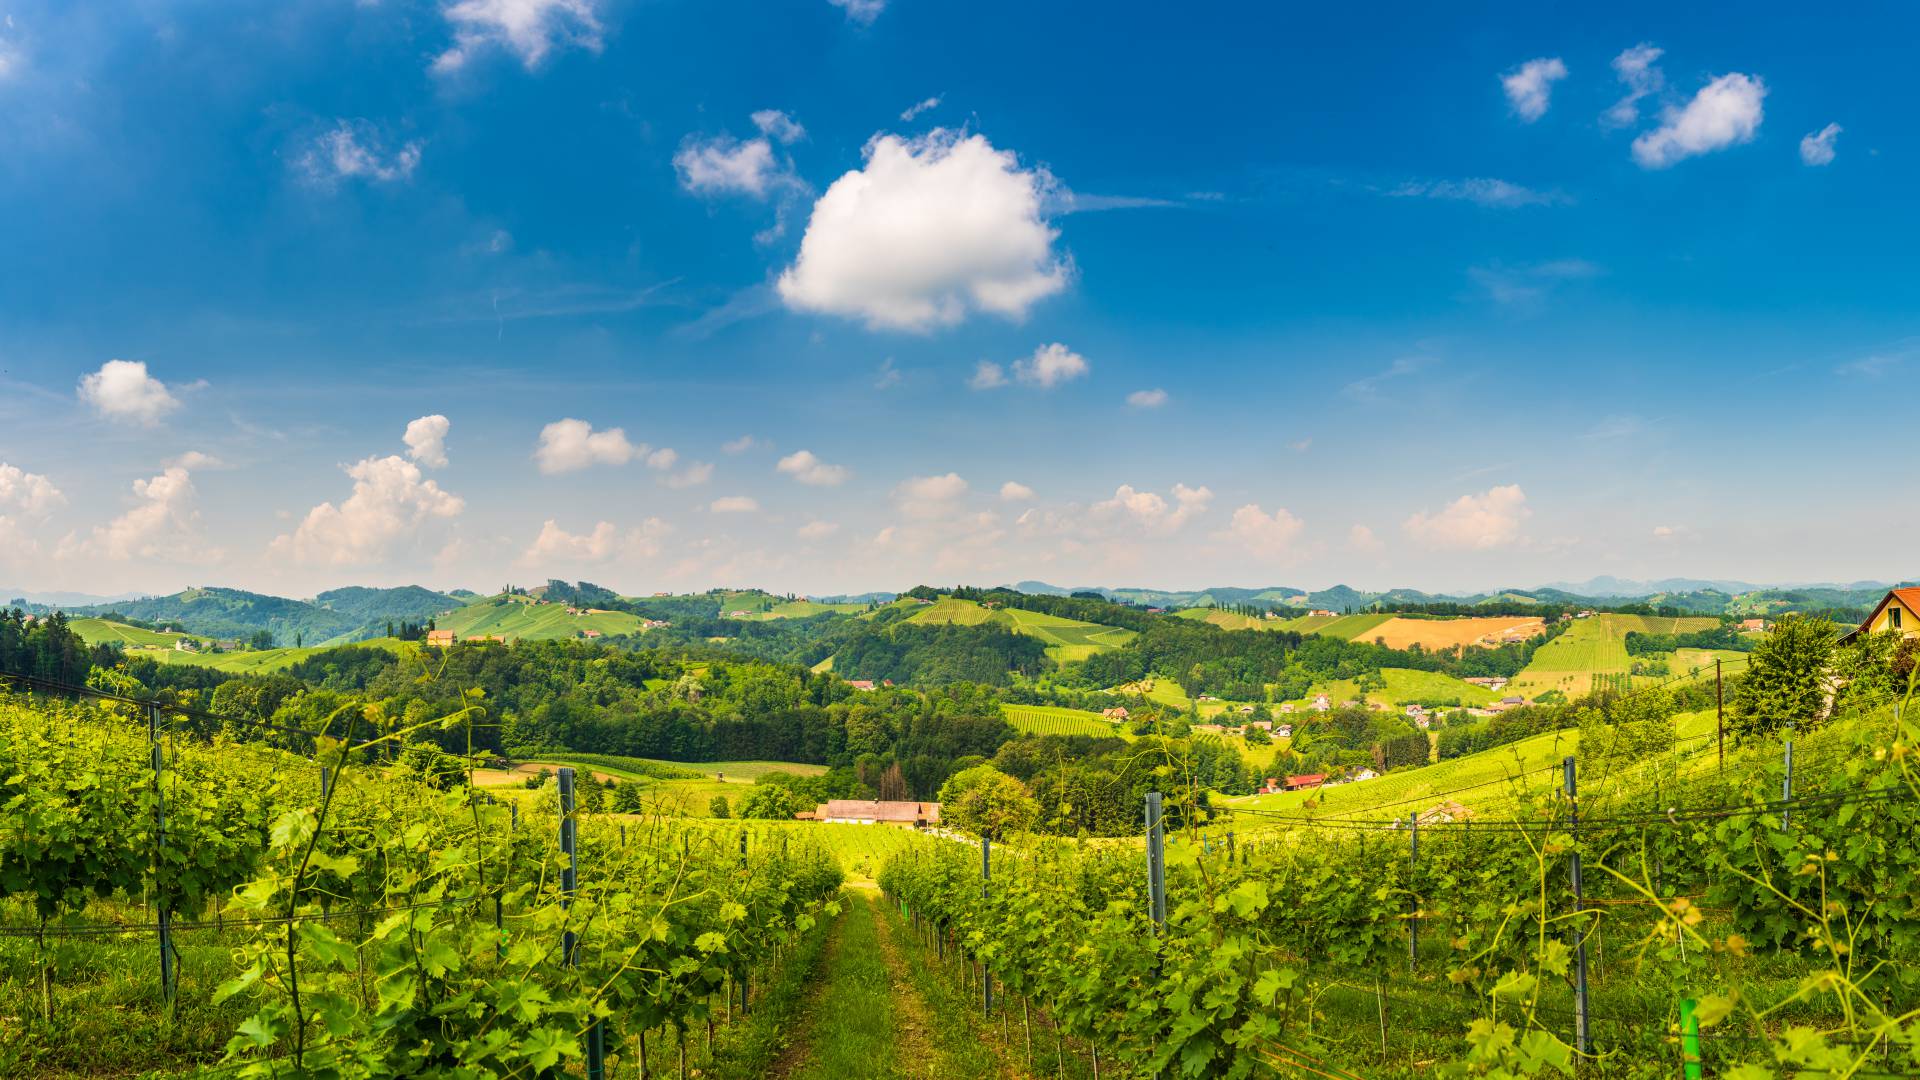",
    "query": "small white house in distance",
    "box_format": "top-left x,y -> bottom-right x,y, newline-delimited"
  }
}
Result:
1275,724 -> 1293,739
